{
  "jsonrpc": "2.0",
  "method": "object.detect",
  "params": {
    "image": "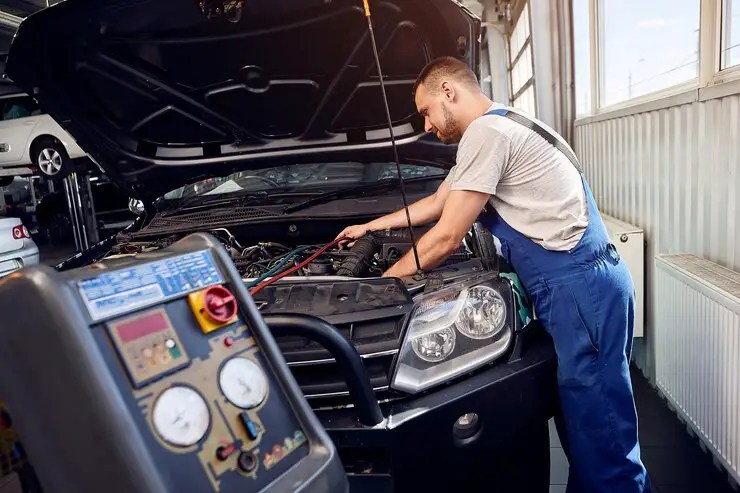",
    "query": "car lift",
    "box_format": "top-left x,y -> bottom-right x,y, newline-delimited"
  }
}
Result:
62,170 -> 98,252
